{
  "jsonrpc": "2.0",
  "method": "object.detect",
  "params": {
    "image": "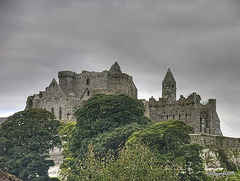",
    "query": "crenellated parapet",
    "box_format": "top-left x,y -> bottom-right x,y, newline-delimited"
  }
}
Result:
145,69 -> 222,136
